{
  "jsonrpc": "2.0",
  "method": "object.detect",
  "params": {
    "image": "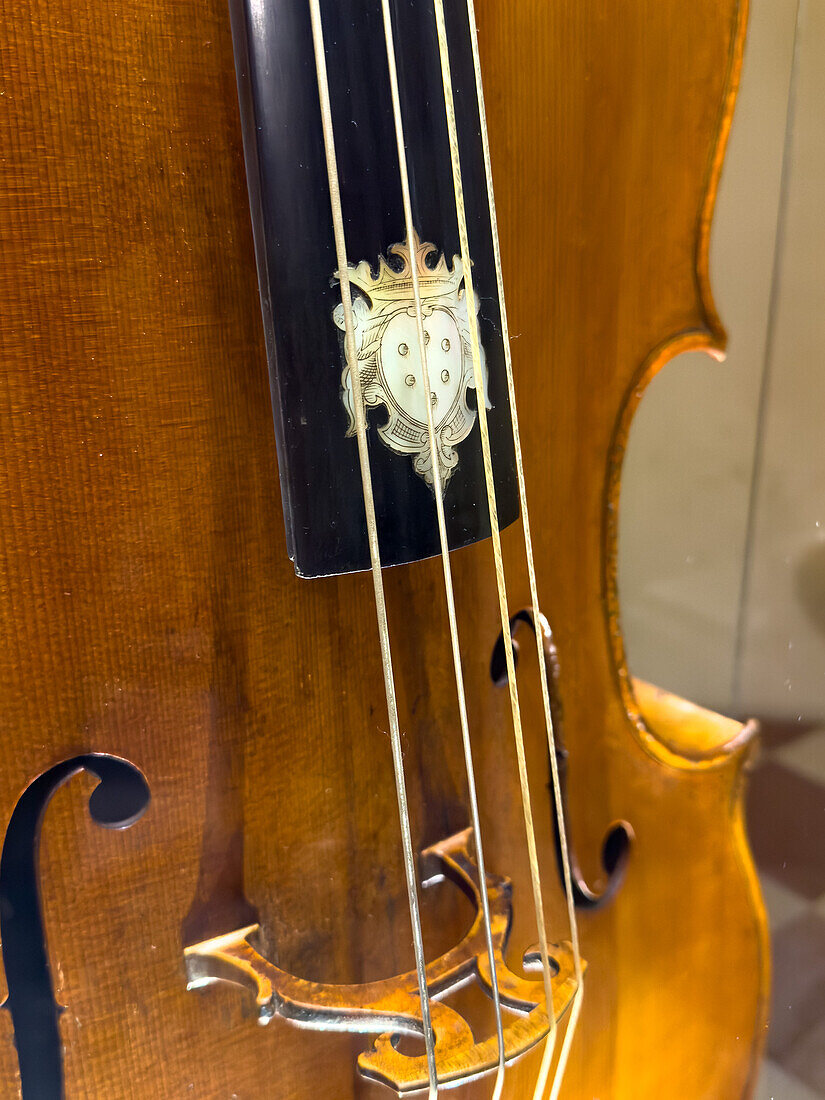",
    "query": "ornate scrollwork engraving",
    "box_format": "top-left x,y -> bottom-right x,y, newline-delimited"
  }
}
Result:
185,829 -> 582,1092
333,232 -> 490,492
